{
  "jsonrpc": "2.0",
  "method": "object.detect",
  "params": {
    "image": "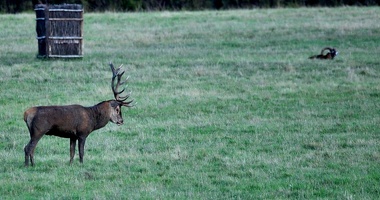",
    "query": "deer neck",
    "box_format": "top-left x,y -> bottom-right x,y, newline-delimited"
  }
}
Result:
90,101 -> 112,130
